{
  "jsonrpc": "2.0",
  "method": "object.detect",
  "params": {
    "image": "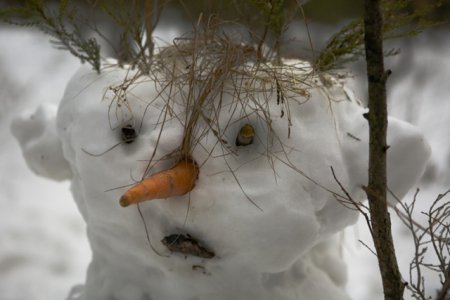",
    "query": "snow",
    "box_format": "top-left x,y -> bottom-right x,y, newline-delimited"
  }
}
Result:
1,25 -> 445,300
0,28 -> 90,300
9,37 -> 429,300
343,30 -> 450,300
11,103 -> 72,181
